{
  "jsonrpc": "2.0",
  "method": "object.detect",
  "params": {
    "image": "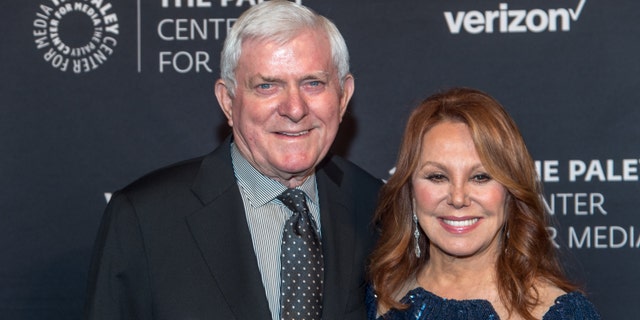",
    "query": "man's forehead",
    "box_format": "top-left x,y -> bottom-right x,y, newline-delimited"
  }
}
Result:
250,71 -> 331,81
